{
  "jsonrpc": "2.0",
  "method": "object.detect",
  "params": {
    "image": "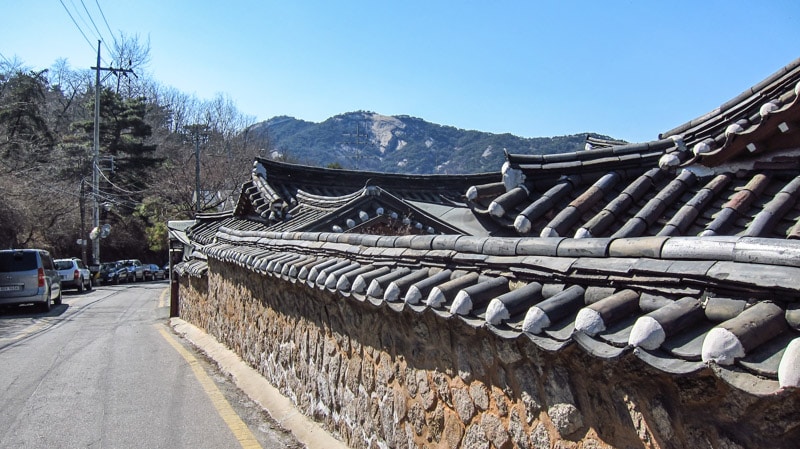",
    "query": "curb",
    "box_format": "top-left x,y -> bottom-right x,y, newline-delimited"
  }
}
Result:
169,318 -> 350,449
